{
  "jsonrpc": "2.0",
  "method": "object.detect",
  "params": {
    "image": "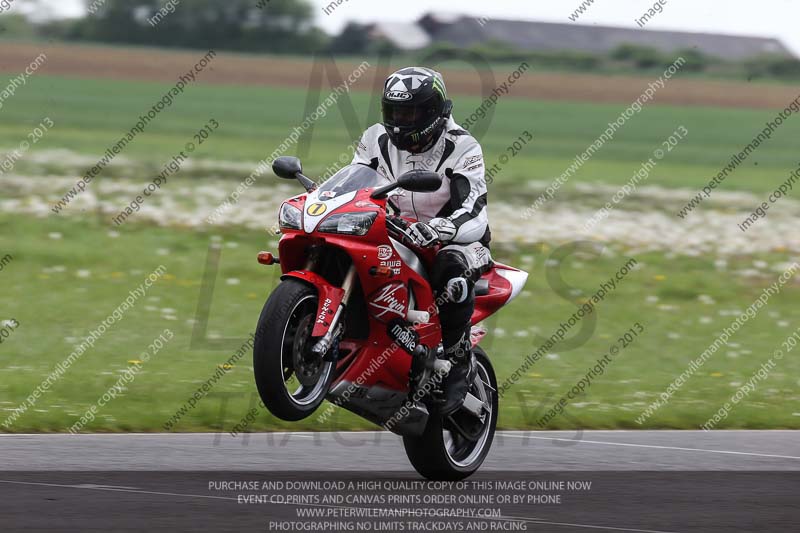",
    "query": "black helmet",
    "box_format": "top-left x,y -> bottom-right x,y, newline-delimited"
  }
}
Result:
381,67 -> 453,153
